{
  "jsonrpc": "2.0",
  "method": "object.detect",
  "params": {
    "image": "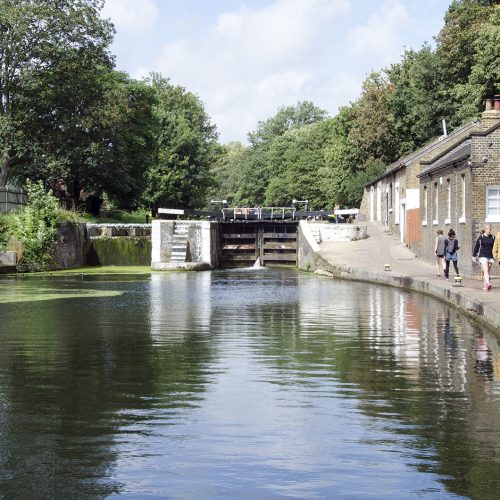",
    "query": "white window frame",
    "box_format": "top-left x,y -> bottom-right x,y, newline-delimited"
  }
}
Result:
422,185 -> 428,226
395,182 -> 400,225
486,185 -> 500,223
459,174 -> 466,224
433,182 -> 439,226
445,179 -> 451,224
